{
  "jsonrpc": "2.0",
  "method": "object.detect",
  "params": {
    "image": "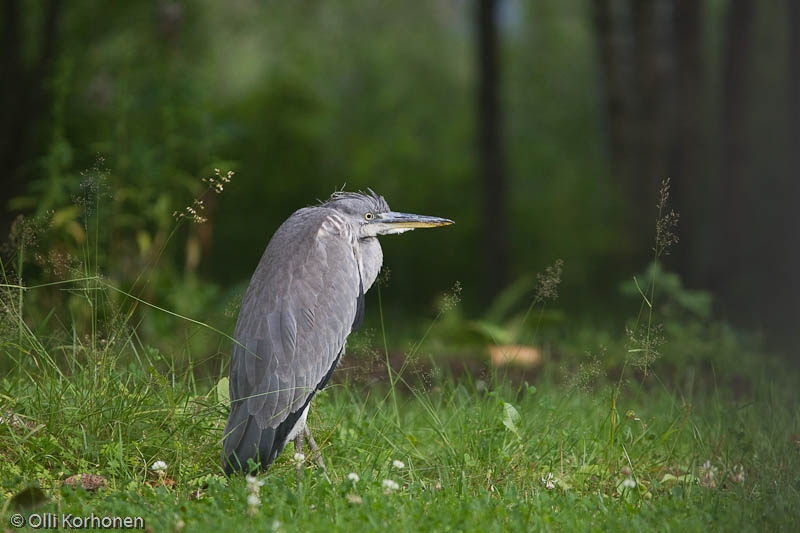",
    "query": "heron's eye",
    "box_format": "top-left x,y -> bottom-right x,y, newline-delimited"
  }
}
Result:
364,212 -> 374,221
